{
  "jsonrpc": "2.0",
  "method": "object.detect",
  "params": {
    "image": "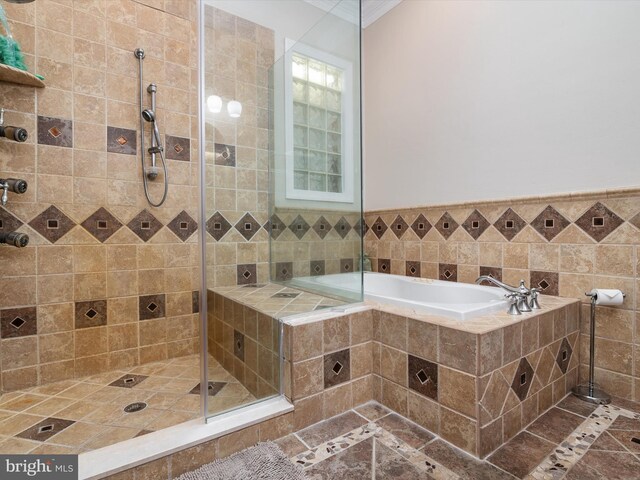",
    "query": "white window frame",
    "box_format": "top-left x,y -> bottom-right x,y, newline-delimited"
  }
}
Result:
284,39 -> 354,203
